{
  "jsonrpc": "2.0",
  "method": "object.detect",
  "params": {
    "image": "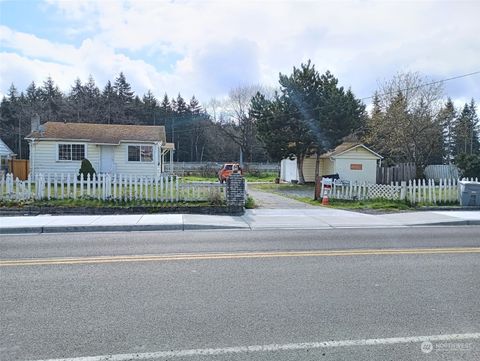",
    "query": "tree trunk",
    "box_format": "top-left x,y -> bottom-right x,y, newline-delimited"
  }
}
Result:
296,154 -> 306,184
